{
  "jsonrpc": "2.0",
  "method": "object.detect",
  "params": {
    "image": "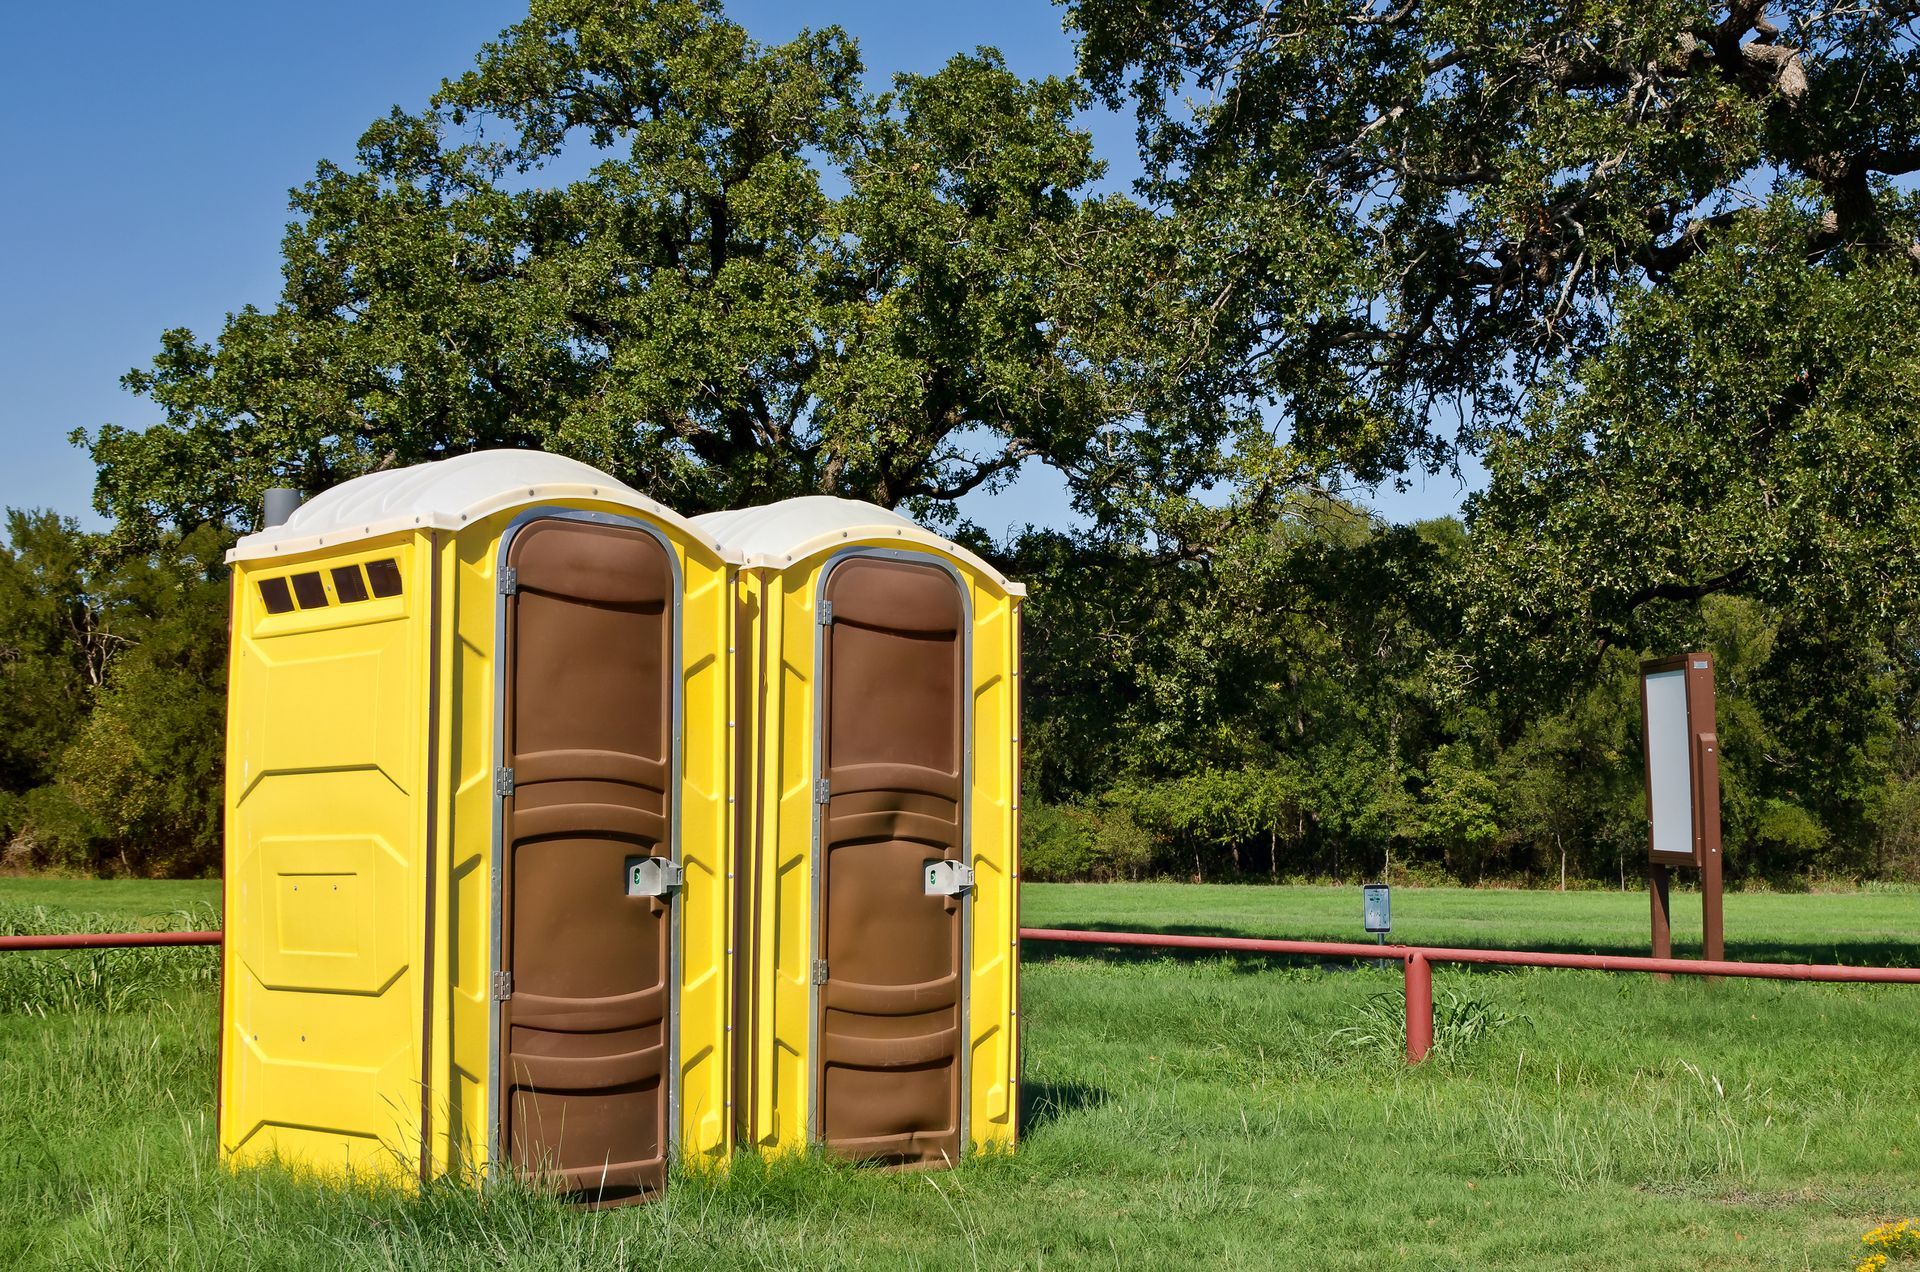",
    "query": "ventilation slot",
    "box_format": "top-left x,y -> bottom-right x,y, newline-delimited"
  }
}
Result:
258,577 -> 295,614
330,565 -> 369,604
365,559 -> 403,598
290,572 -> 328,609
